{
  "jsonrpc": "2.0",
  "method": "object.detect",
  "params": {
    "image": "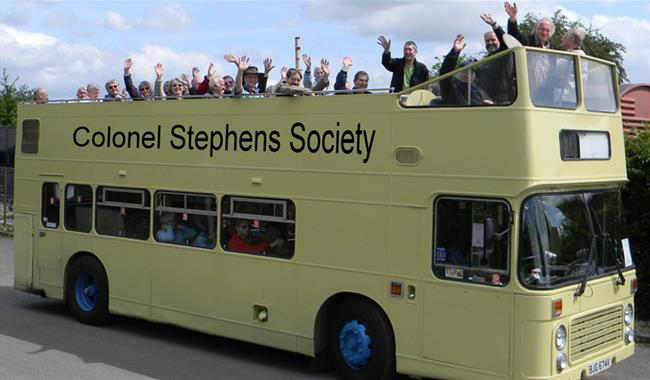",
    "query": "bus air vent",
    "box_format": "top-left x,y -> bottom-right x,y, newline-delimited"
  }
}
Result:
394,147 -> 421,165
569,306 -> 623,363
21,119 -> 40,154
